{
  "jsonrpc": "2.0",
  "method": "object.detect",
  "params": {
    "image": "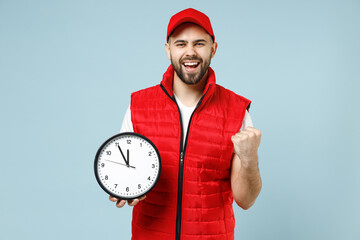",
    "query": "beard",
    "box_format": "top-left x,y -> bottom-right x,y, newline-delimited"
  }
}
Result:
171,53 -> 212,85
